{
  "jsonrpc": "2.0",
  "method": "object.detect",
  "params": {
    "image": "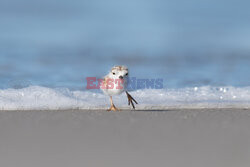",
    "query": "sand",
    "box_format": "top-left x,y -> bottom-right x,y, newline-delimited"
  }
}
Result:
0,109 -> 250,167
